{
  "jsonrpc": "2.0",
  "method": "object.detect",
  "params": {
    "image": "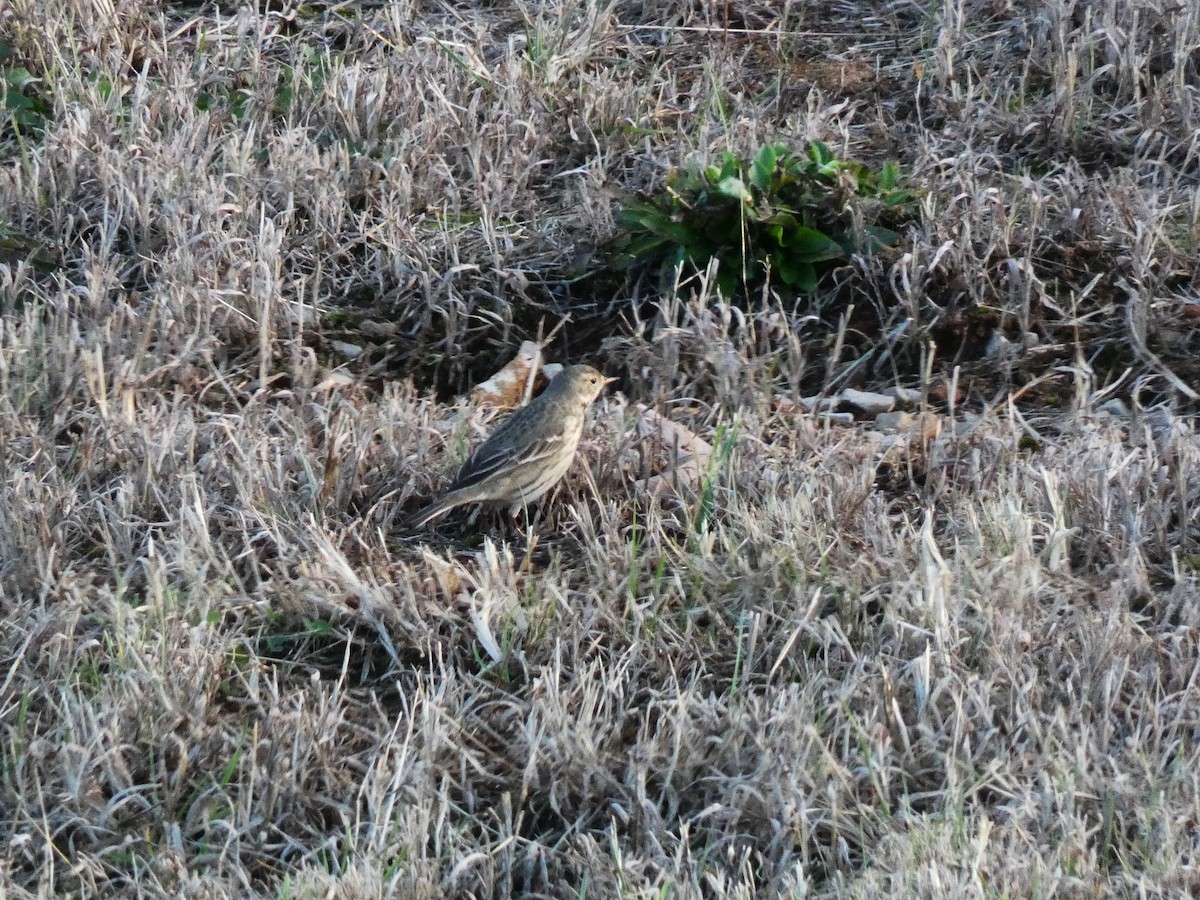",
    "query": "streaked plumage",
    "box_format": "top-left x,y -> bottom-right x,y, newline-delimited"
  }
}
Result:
413,364 -> 612,527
